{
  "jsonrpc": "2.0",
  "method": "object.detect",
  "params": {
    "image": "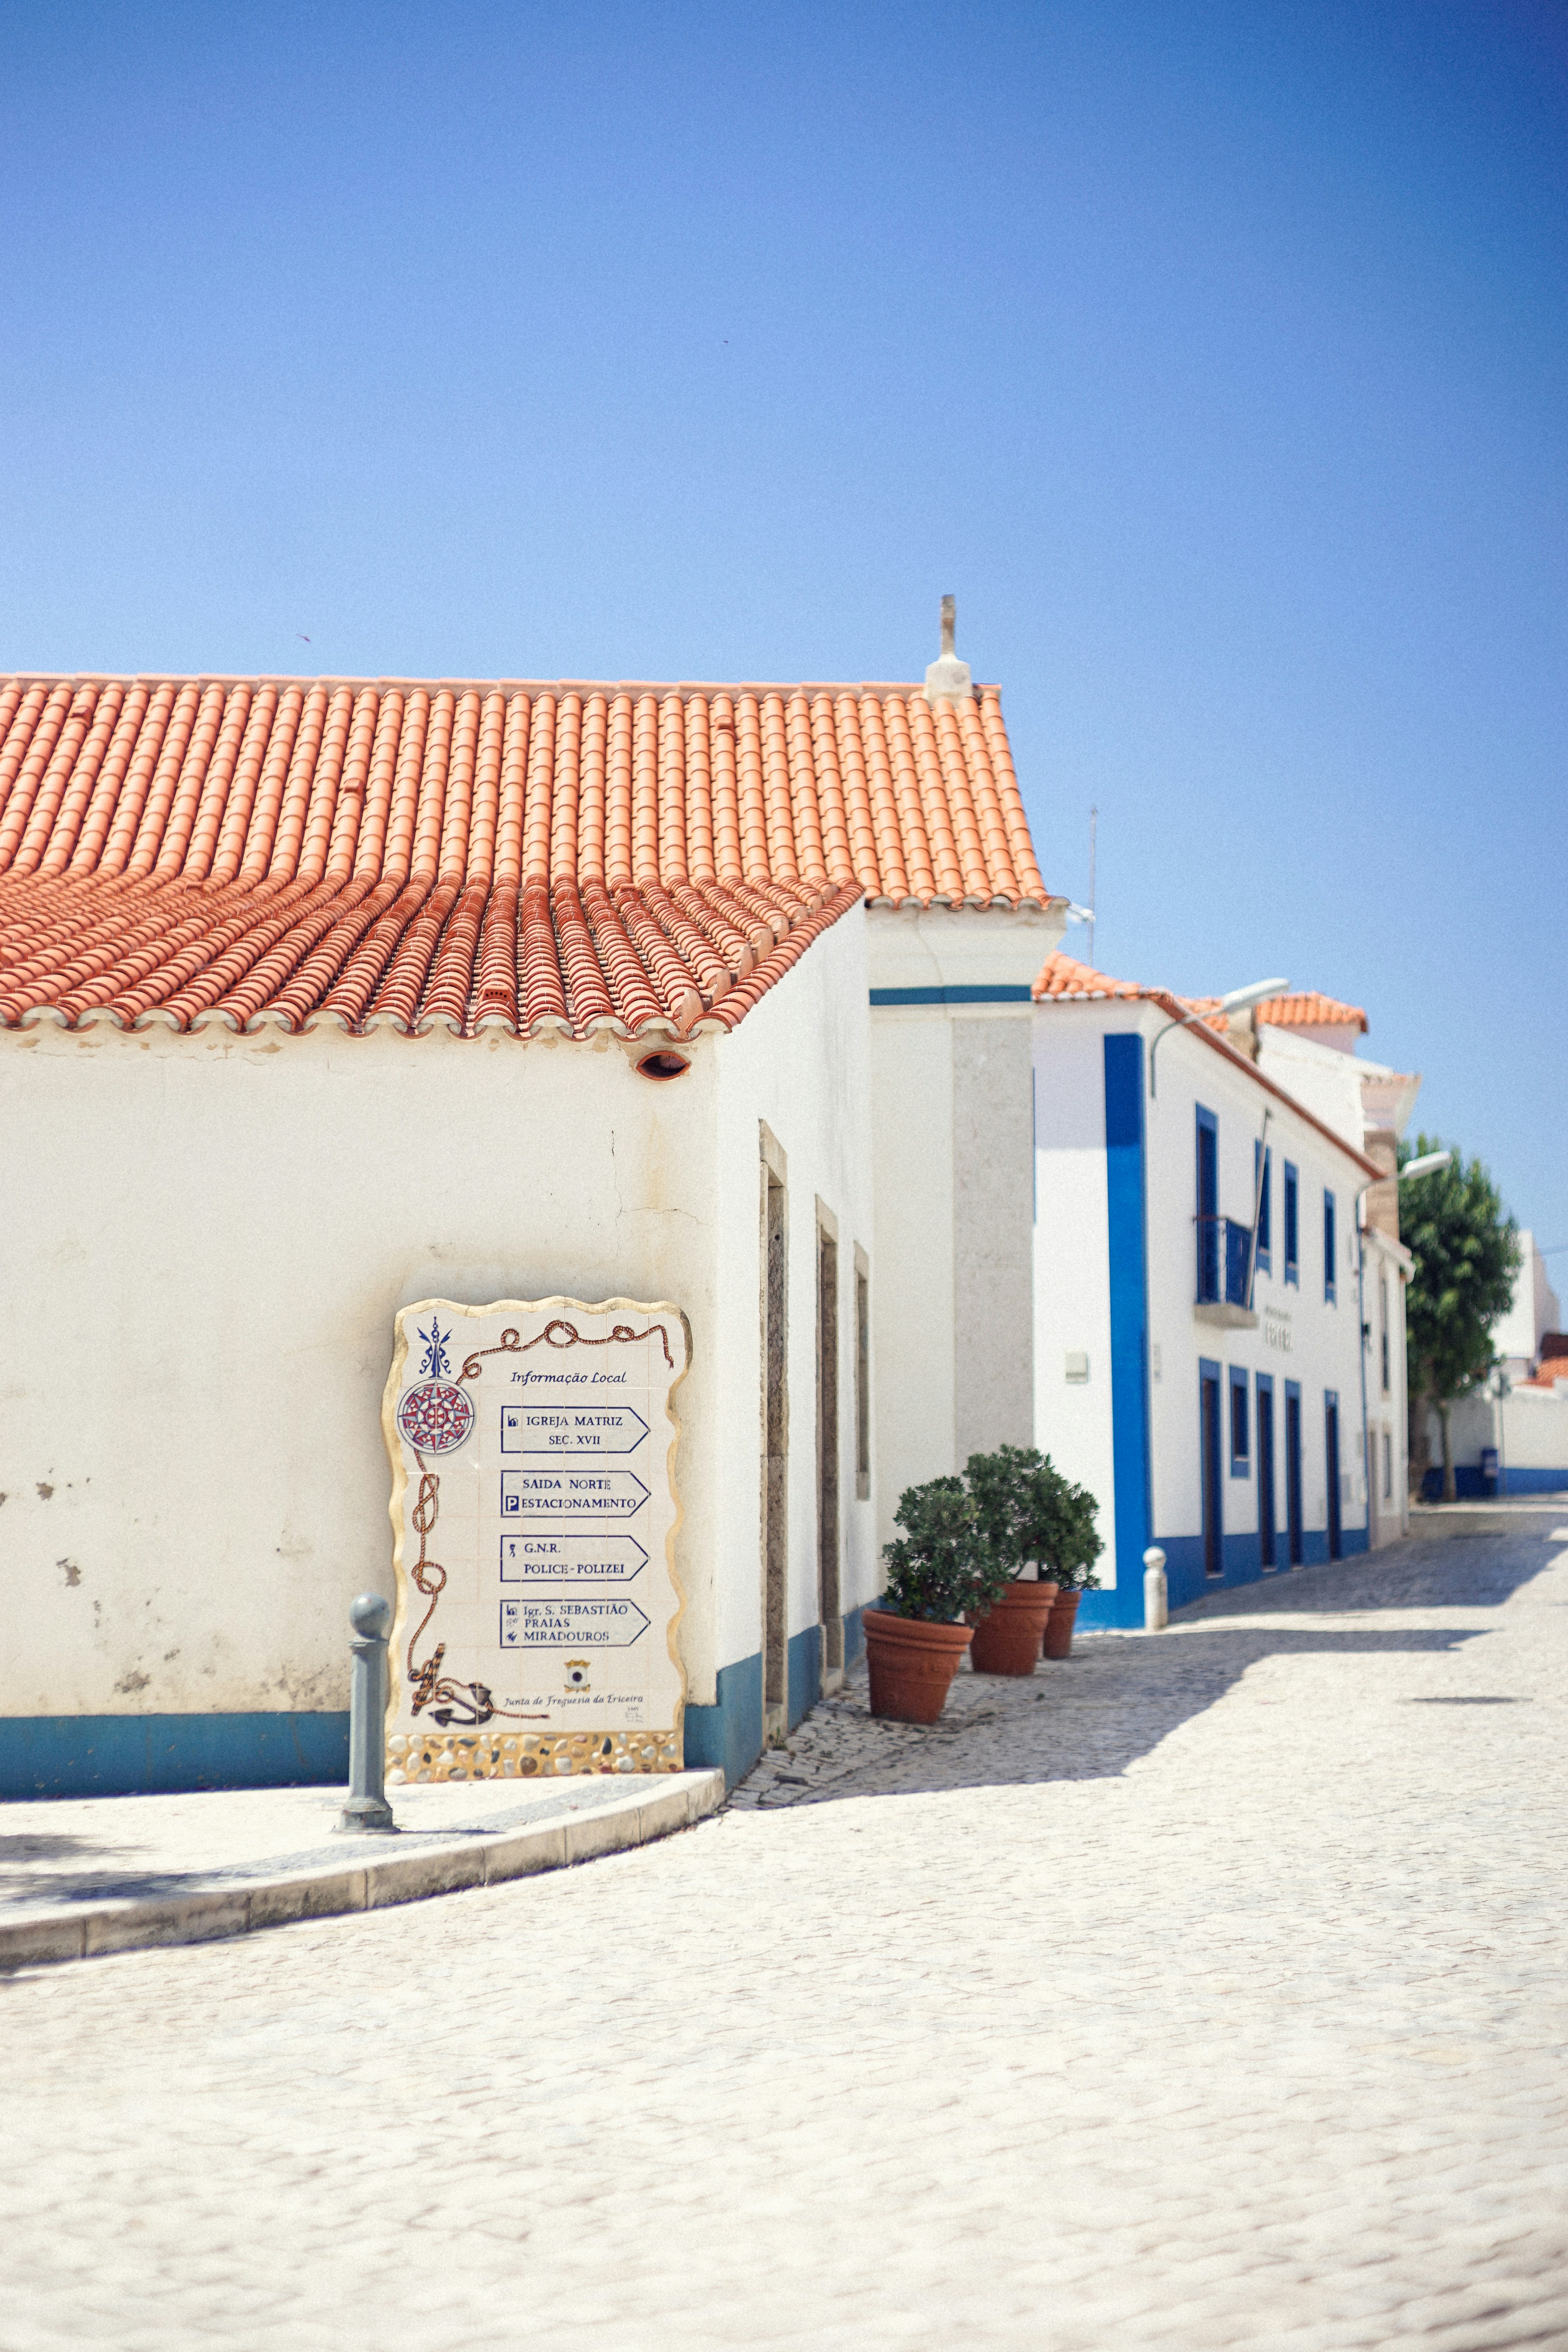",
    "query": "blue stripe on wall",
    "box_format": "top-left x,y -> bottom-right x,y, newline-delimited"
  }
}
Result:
0,1710 -> 350,1799
683,1653 -> 763,1788
684,1616 -> 864,1792
787,1623 -> 822,1730
1421,1465 -> 1568,1500
869,985 -> 1033,1005
1102,1034 -> 1153,1628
